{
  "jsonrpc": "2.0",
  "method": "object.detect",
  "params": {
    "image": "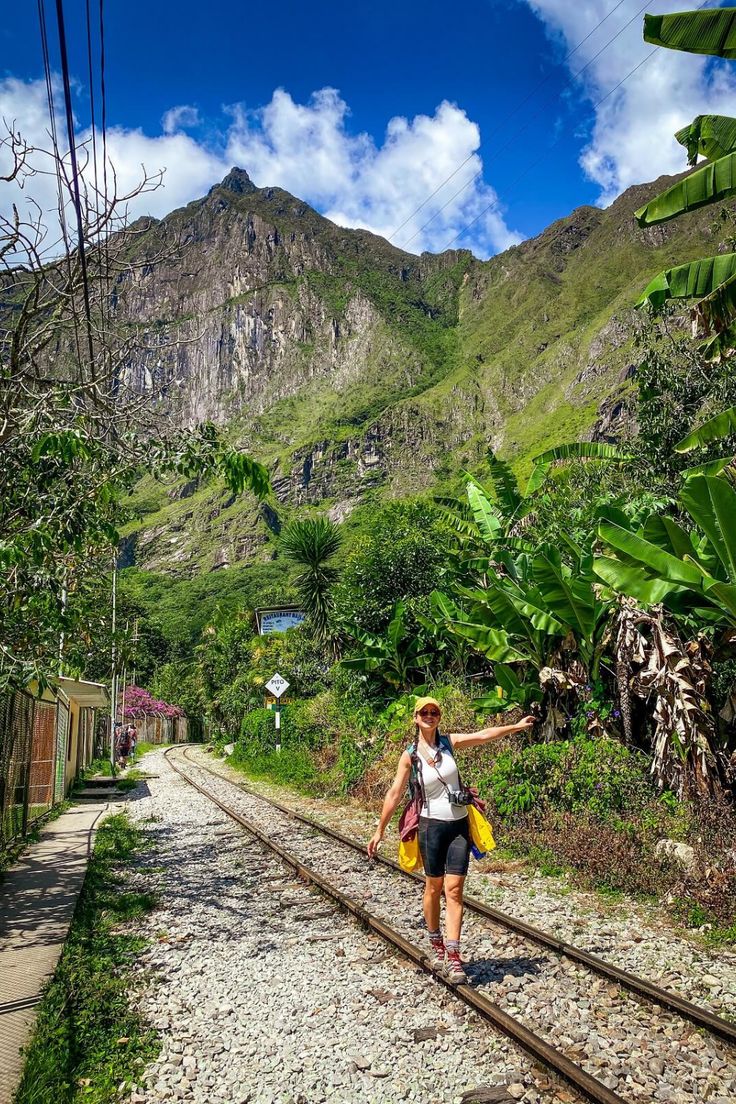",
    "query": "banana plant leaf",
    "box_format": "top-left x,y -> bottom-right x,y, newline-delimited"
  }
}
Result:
466,481 -> 503,543
680,456 -> 735,479
637,253 -> 736,311
430,590 -> 463,622
597,519 -> 705,588
699,320 -> 736,362
496,662 -> 543,702
635,151 -> 736,227
435,511 -> 481,540
455,582 -> 534,640
486,450 -> 523,516
641,514 -> 700,562
679,475 -> 736,582
692,269 -> 736,335
503,586 -> 568,639
593,555 -> 688,605
676,406 -> 736,451
387,601 -> 406,652
474,663 -> 543,709
531,441 -> 632,465
644,9 -> 736,58
525,461 -> 550,496
442,618 -> 527,663
594,504 -> 632,528
701,578 -> 736,621
532,550 -> 599,642
675,114 -> 736,166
